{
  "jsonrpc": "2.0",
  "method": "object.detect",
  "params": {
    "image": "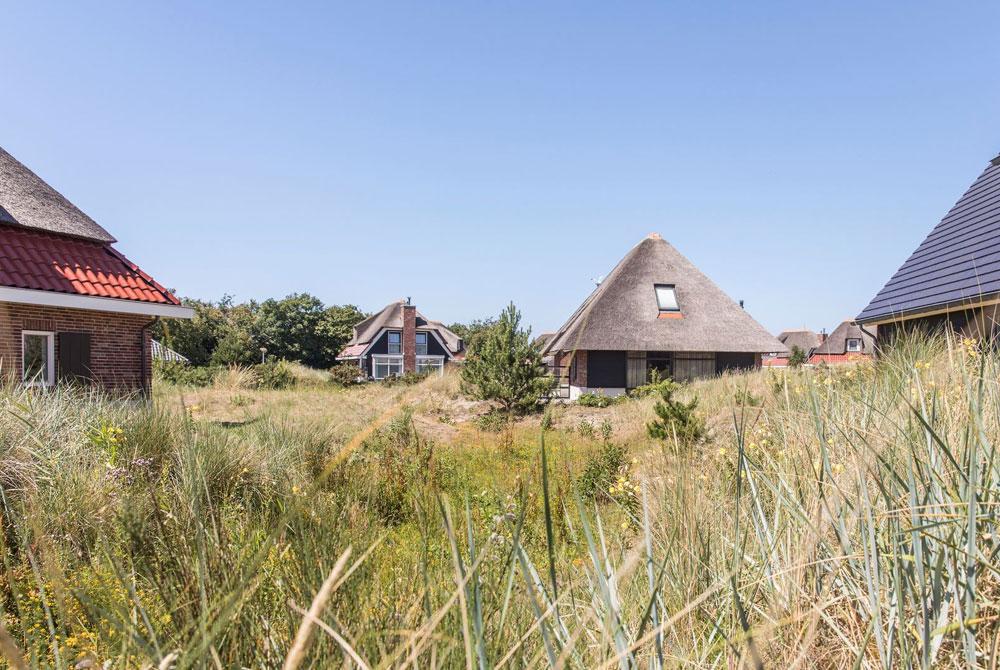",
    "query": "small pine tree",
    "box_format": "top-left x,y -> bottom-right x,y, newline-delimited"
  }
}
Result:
788,345 -> 807,367
460,302 -> 552,413
646,379 -> 706,447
